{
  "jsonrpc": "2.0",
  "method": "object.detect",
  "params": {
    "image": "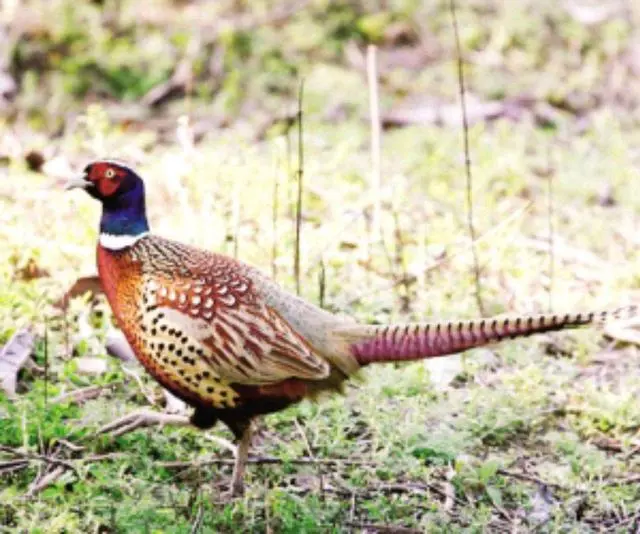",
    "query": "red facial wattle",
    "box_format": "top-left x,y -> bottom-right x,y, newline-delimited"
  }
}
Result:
88,162 -> 126,198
